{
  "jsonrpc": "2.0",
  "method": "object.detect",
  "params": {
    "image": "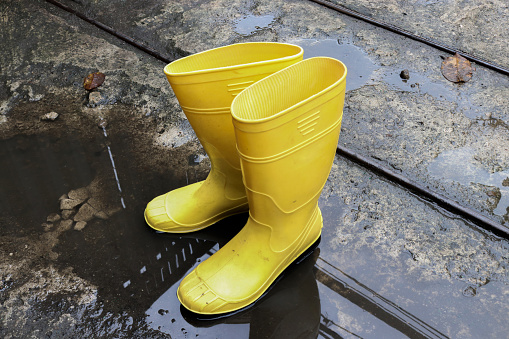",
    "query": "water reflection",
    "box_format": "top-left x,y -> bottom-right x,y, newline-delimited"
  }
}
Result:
146,234 -> 321,338
140,229 -> 447,339
234,15 -> 275,36
2,109 -> 506,337
315,258 -> 448,339
196,252 -> 319,337
428,147 -> 509,217
290,39 -> 378,92
0,132 -> 450,338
